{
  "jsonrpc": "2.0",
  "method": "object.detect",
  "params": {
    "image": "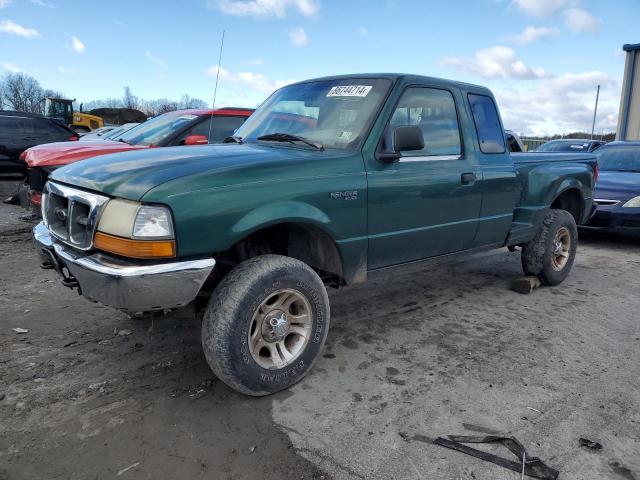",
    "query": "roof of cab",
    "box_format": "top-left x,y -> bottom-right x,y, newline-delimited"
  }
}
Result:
0,110 -> 49,119
599,140 -> 640,147
288,73 -> 493,94
160,107 -> 254,117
